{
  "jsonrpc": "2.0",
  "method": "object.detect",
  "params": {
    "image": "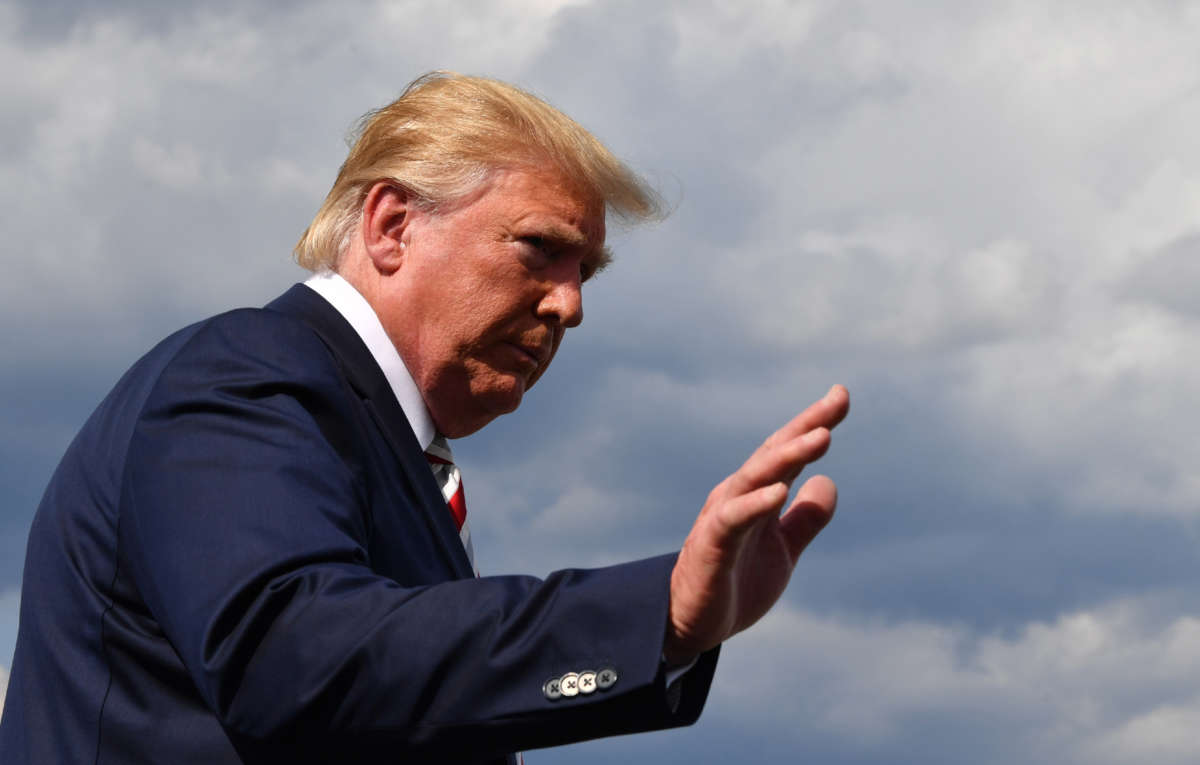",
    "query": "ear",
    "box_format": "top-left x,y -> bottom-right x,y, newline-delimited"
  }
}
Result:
360,181 -> 412,275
